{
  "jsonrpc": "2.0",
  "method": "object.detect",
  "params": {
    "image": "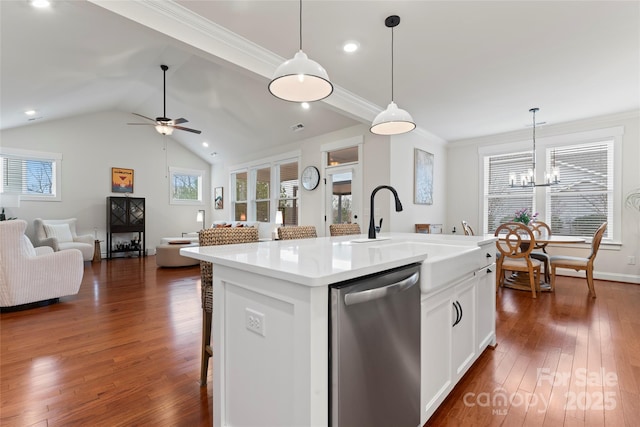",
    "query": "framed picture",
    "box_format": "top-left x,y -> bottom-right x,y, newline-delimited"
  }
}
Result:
112,167 -> 134,193
214,187 -> 223,209
414,148 -> 434,205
